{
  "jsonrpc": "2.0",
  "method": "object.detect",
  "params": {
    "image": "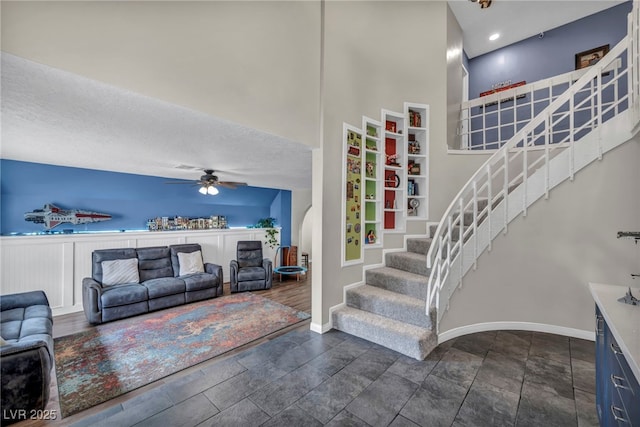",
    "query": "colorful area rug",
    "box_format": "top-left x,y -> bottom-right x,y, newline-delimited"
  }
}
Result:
54,293 -> 309,418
